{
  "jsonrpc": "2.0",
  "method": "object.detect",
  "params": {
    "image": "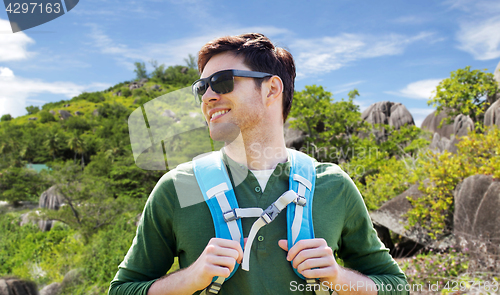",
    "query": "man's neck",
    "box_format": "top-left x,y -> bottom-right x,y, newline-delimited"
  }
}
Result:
224,128 -> 288,171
